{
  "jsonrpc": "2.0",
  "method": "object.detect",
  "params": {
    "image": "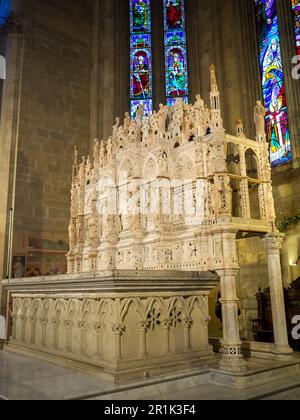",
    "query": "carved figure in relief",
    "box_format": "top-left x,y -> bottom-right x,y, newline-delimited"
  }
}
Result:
124,112 -> 131,134
136,104 -> 144,127
113,117 -> 121,141
254,100 -> 266,138
99,141 -> 105,168
141,117 -> 151,144
106,138 -> 113,163
157,104 -> 167,134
